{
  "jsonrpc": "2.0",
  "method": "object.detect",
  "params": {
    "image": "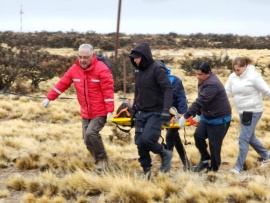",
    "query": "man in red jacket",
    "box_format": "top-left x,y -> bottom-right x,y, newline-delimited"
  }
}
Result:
42,44 -> 114,171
